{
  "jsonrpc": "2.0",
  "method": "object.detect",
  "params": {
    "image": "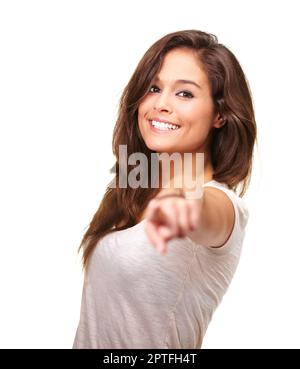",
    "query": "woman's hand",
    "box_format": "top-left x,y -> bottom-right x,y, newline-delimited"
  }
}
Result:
144,192 -> 203,255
